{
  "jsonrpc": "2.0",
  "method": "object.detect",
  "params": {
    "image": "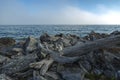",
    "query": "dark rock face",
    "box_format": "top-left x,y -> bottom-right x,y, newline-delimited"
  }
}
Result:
0,31 -> 120,80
